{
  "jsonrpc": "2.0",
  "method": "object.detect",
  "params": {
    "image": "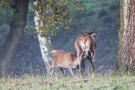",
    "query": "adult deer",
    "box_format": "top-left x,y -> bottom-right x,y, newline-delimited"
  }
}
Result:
74,30 -> 97,75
